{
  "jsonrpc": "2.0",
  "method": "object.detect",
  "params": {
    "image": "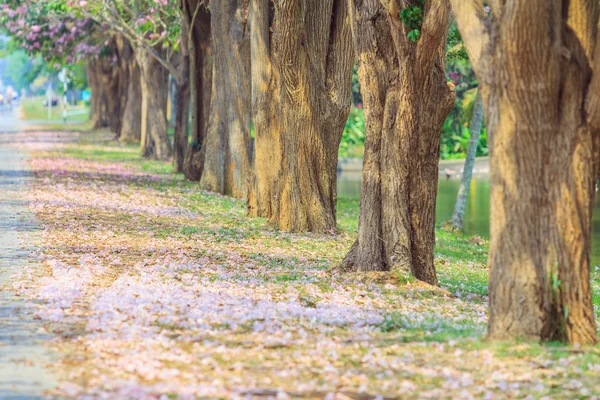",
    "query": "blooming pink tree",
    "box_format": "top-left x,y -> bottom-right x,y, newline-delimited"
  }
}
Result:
67,0 -> 185,161
0,1 -> 102,67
